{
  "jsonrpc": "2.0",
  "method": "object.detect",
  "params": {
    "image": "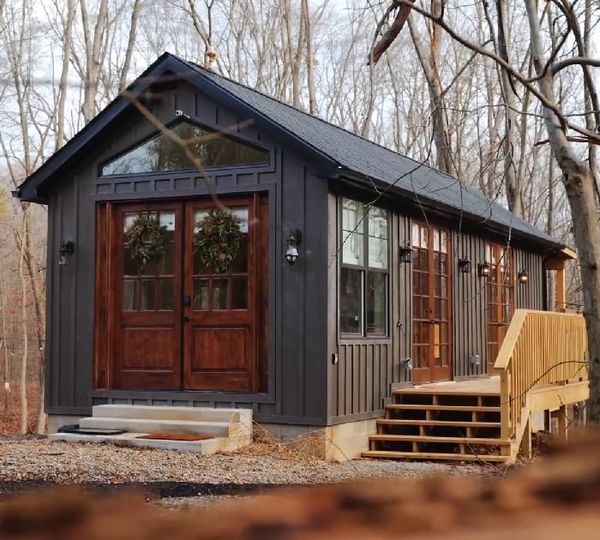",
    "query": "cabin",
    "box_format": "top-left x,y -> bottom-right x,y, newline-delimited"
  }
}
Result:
16,53 -> 588,461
